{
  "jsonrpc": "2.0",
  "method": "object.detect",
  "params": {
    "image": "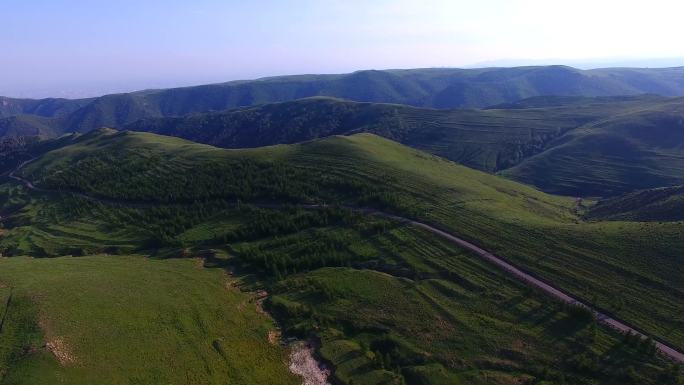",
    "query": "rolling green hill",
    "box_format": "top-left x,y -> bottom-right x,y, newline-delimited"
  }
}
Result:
502,98 -> 684,195
124,96 -> 658,172
5,65 -> 684,137
0,115 -> 57,138
124,94 -> 684,196
586,185 -> 684,221
2,130 -> 684,383
4,70 -> 684,197
1,130 -> 681,384
10,93 -> 683,197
